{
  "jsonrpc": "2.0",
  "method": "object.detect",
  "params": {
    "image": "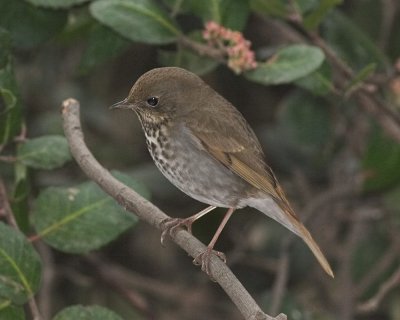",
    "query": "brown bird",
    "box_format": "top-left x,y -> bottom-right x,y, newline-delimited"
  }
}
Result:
112,67 -> 334,278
